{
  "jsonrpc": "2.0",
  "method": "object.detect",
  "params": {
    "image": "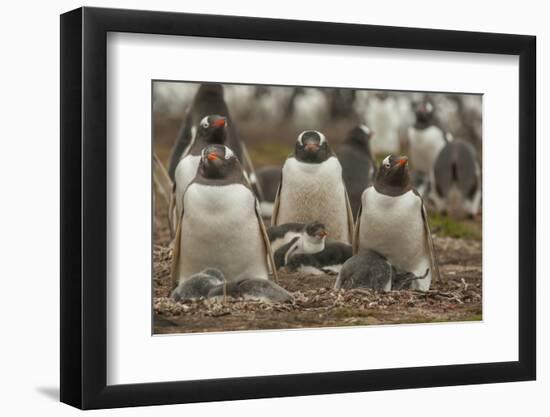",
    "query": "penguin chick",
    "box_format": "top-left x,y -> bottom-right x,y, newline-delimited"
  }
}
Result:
170,268 -> 225,301
268,221 -> 327,256
208,278 -> 294,303
272,222 -> 327,269
335,250 -> 429,291
284,240 -> 352,275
